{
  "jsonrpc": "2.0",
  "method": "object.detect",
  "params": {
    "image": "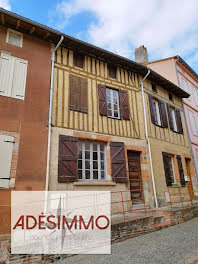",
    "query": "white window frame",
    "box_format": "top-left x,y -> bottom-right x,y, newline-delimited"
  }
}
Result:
6,29 -> 23,48
78,141 -> 106,181
171,108 -> 178,132
189,111 -> 197,136
153,99 -> 161,126
106,88 -> 120,119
